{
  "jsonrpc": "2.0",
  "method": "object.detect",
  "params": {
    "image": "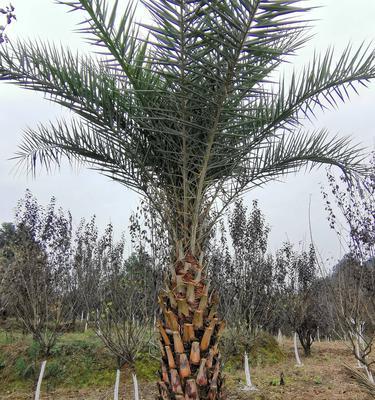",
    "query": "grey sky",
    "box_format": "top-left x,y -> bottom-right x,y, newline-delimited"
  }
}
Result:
0,1 -> 374,261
